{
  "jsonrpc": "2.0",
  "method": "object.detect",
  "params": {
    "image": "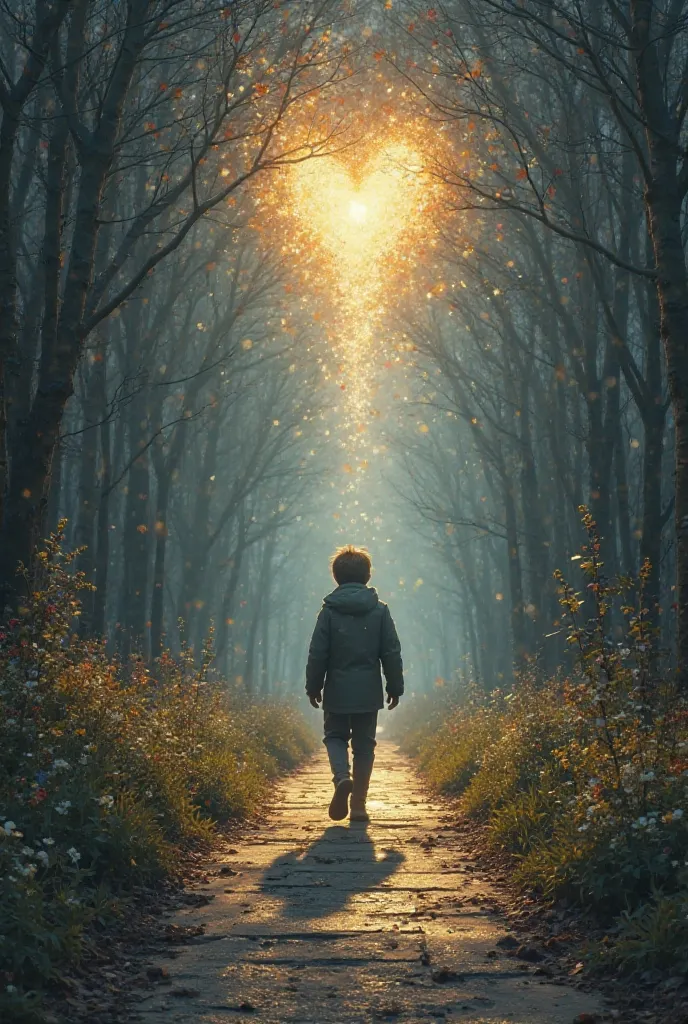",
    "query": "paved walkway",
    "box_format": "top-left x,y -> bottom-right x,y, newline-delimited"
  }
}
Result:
138,742 -> 601,1023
